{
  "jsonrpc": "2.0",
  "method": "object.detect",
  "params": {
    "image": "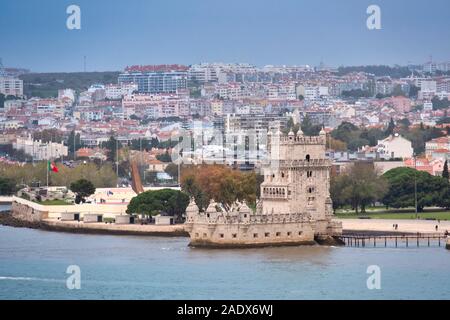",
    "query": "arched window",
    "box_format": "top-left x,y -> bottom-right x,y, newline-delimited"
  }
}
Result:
305,154 -> 310,162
